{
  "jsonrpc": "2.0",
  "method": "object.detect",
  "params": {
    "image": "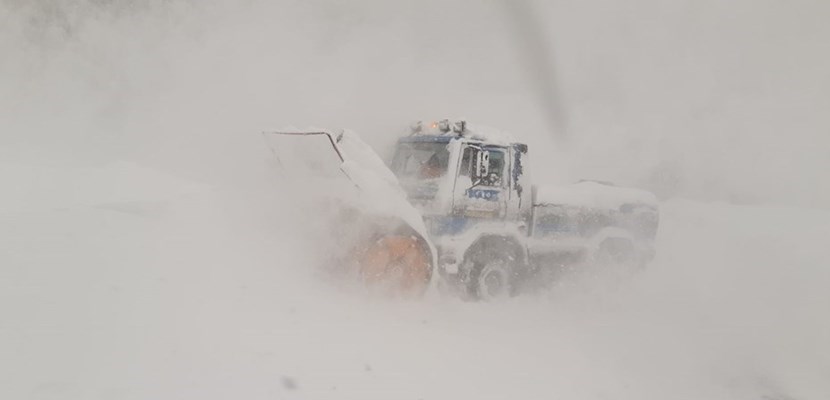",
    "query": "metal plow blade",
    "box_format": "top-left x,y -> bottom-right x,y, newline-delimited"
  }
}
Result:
262,131 -> 348,181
